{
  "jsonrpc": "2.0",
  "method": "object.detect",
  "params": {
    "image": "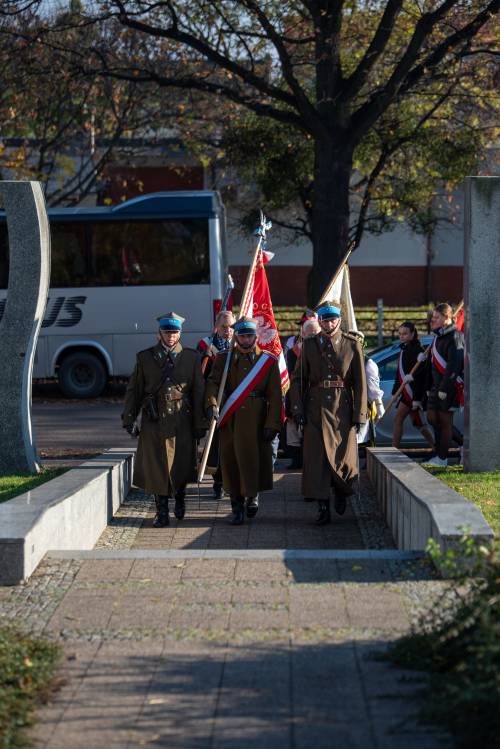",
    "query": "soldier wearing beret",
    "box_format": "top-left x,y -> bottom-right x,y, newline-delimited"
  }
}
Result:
205,316 -> 282,525
122,312 -> 207,527
289,301 -> 367,524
